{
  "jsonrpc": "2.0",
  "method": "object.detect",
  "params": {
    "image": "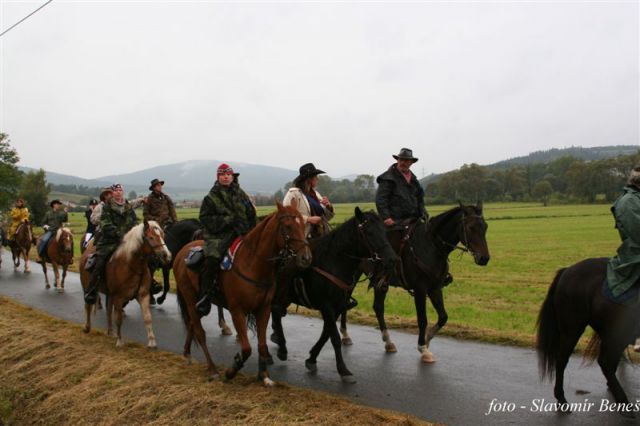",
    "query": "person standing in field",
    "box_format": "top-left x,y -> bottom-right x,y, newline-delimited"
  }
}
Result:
606,165 -> 640,351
